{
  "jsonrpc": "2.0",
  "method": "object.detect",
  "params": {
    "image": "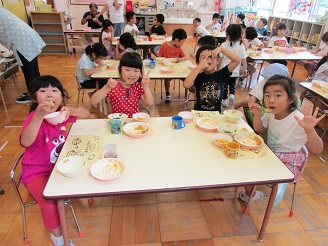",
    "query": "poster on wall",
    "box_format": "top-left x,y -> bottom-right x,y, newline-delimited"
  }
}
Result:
70,0 -> 107,5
